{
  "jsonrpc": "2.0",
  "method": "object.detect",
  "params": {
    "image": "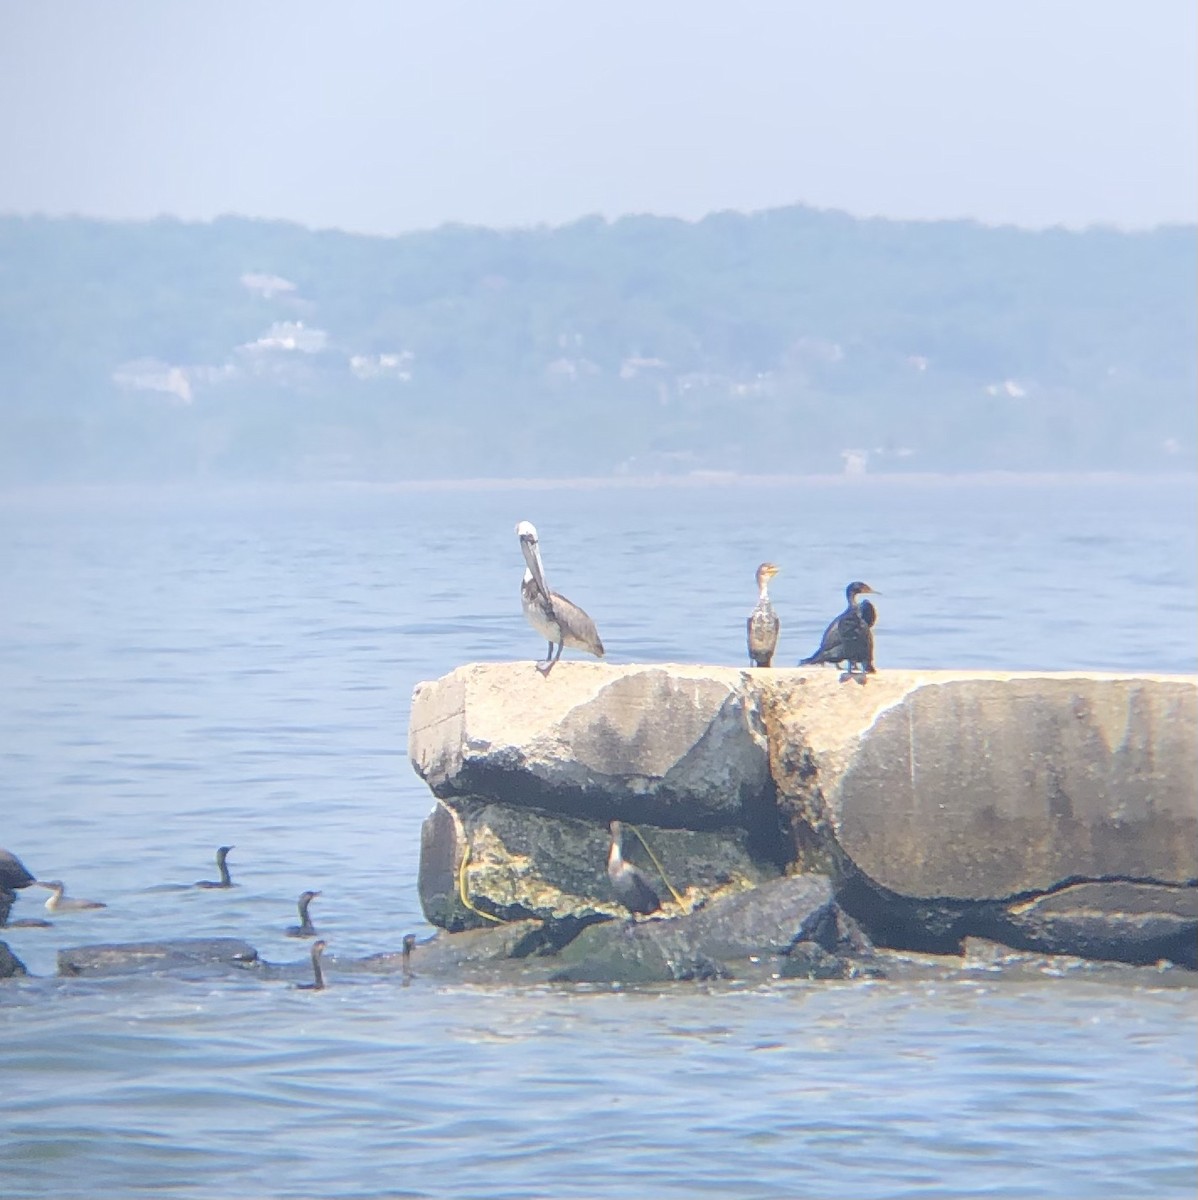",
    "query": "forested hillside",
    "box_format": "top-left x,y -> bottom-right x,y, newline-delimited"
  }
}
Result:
0,207 -> 1192,482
